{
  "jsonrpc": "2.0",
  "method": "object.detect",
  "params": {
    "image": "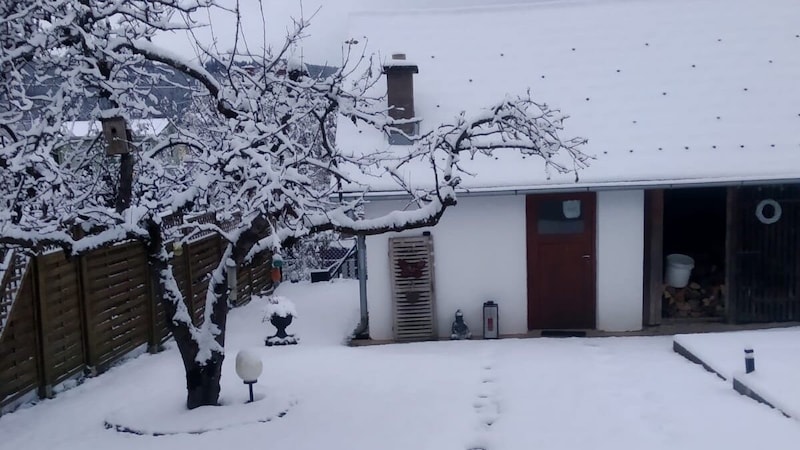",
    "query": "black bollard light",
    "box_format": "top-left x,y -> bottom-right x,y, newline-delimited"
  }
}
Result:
744,347 -> 755,374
